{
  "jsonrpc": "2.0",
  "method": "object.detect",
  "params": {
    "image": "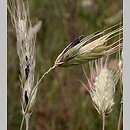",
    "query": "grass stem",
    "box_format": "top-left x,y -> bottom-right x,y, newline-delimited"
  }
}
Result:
25,115 -> 30,130
117,103 -> 123,130
102,113 -> 105,130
